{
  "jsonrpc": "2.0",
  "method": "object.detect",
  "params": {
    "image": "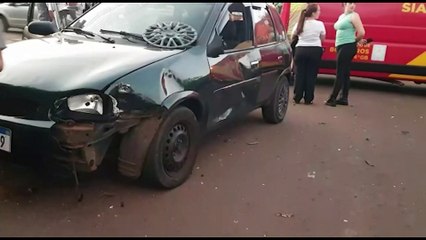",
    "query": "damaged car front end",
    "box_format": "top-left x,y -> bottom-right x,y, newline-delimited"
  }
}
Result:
0,23 -> 186,175
50,91 -> 127,172
48,83 -> 169,174
1,2 -> 292,189
0,81 -> 163,175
